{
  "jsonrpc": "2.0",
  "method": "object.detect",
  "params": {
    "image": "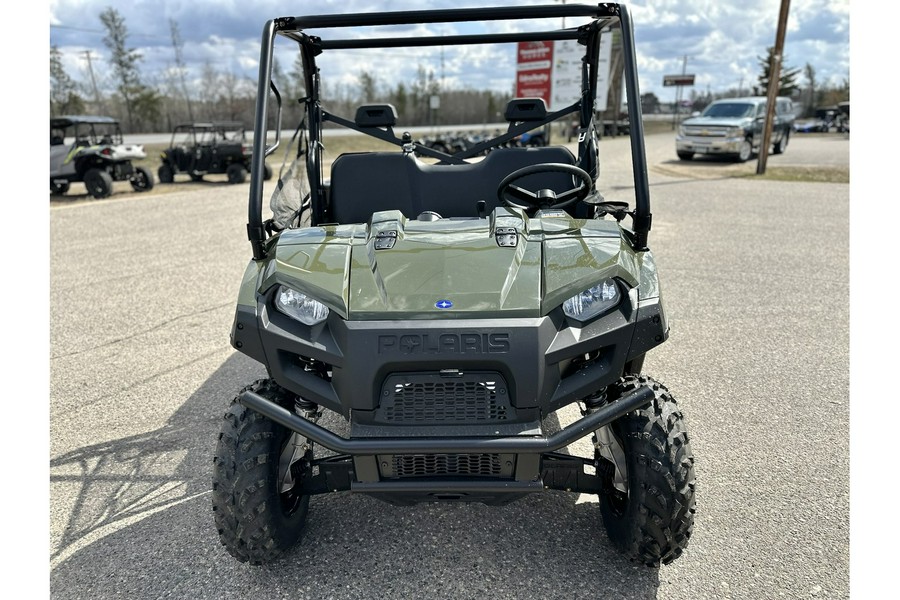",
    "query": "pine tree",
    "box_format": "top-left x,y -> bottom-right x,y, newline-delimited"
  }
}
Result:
754,46 -> 801,97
